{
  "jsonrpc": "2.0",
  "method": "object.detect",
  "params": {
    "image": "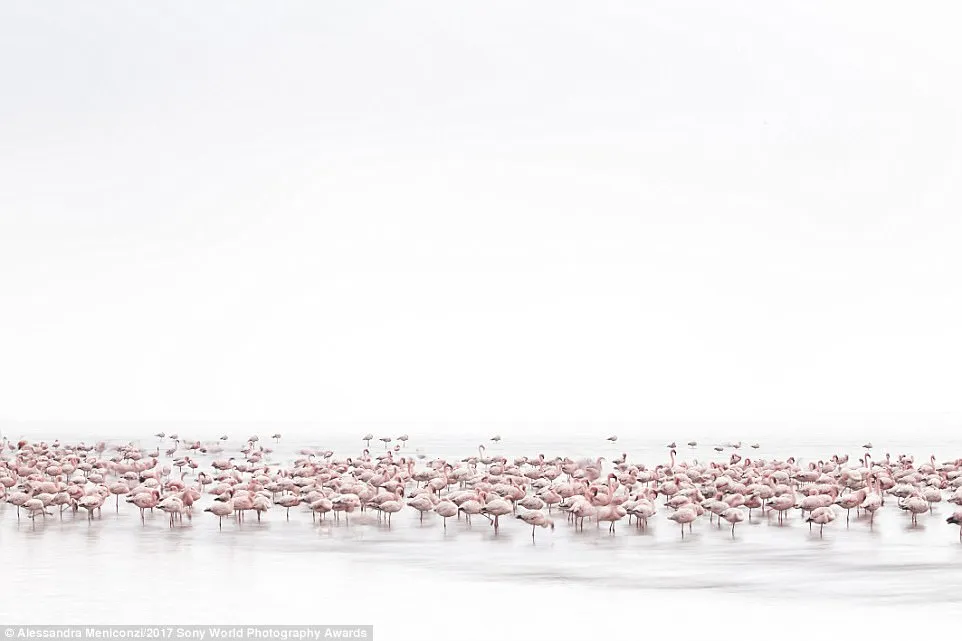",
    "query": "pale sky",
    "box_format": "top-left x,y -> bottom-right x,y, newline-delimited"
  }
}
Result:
2,1 -> 961,428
